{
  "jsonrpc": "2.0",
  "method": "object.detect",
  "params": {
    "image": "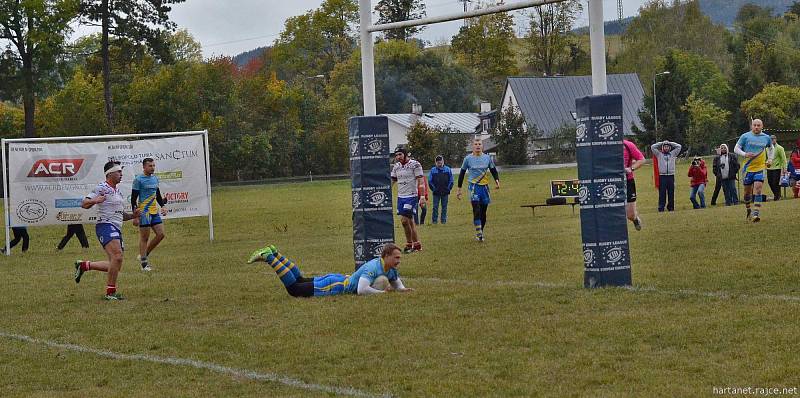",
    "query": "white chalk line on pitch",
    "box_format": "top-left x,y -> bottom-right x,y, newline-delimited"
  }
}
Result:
0,331 -> 390,398
411,277 -> 800,303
